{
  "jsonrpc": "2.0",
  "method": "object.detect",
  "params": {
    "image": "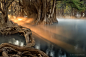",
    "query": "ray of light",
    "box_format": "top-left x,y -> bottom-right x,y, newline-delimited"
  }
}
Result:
9,16 -> 85,54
